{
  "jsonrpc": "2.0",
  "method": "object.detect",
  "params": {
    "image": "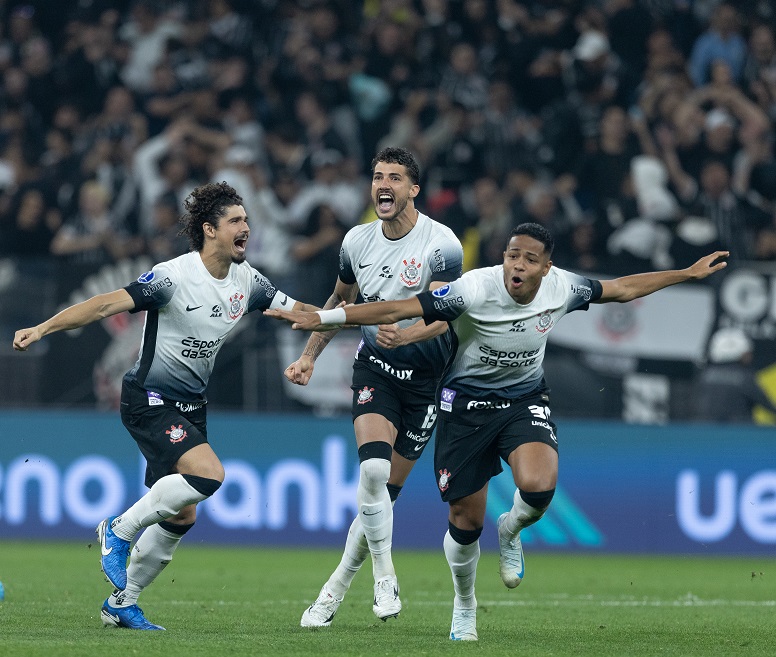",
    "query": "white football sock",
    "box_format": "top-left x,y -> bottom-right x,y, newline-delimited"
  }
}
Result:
443,530 -> 479,609
109,523 -> 184,607
111,474 -> 207,541
326,514 -> 370,599
502,488 -> 546,538
356,458 -> 394,579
